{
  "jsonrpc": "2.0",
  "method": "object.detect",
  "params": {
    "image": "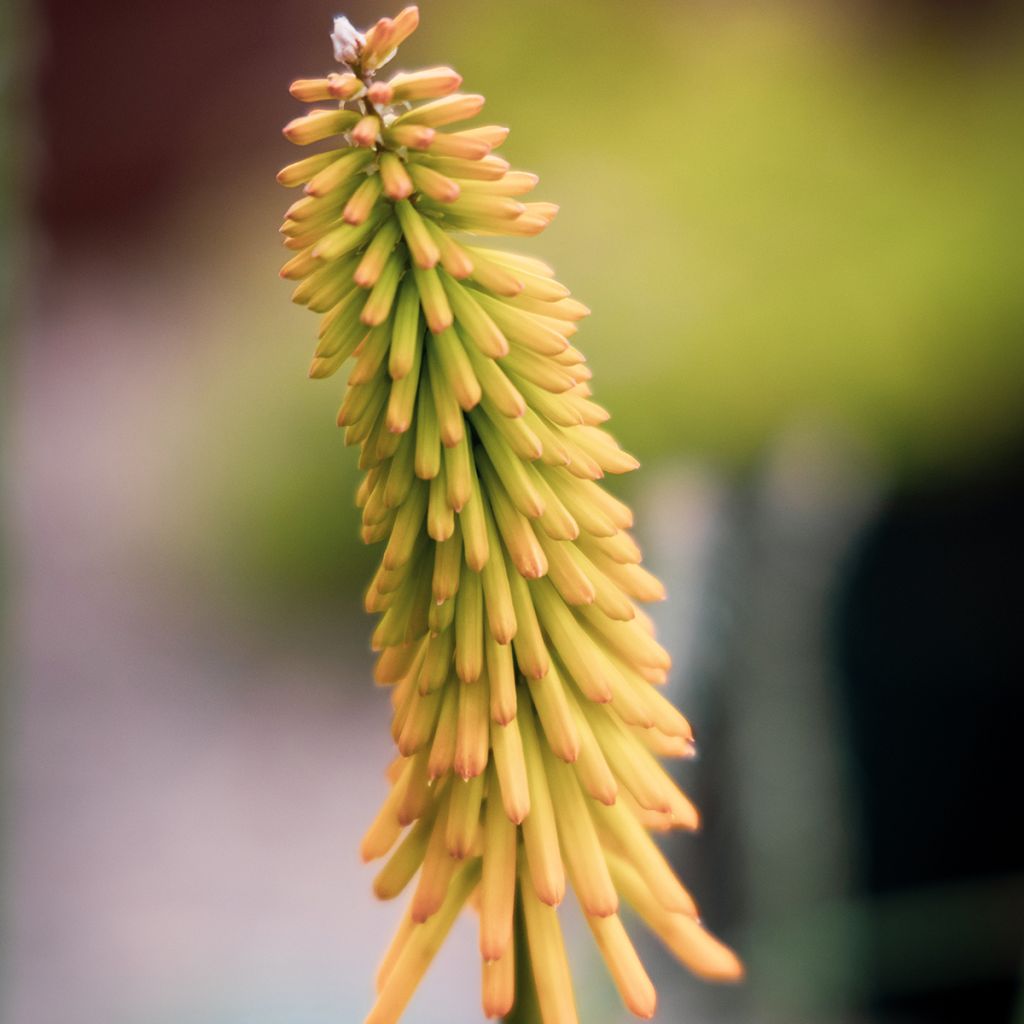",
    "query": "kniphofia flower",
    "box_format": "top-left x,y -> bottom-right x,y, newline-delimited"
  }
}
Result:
277,8 -> 743,1021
